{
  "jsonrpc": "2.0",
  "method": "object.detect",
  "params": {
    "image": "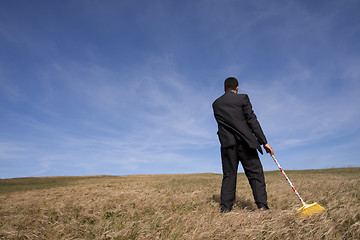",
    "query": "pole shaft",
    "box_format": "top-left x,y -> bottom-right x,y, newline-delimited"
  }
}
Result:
271,155 -> 305,204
